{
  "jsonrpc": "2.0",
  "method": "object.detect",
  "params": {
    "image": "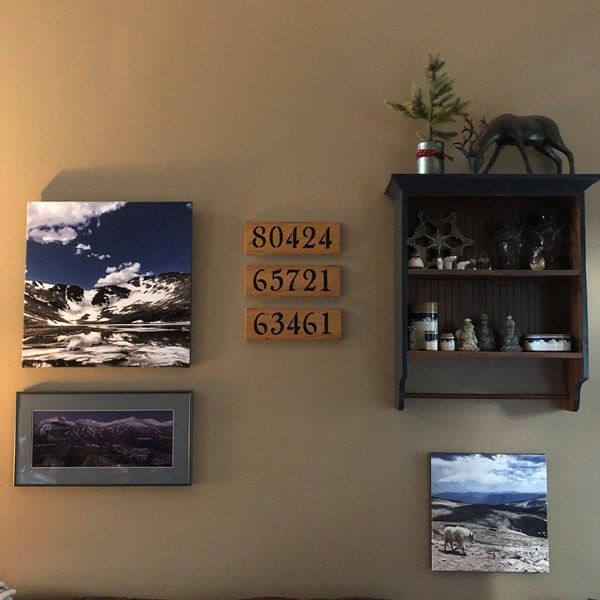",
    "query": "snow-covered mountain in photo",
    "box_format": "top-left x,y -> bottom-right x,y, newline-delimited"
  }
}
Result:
24,272 -> 191,327
32,413 -> 174,468
22,272 -> 191,367
34,415 -> 173,440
